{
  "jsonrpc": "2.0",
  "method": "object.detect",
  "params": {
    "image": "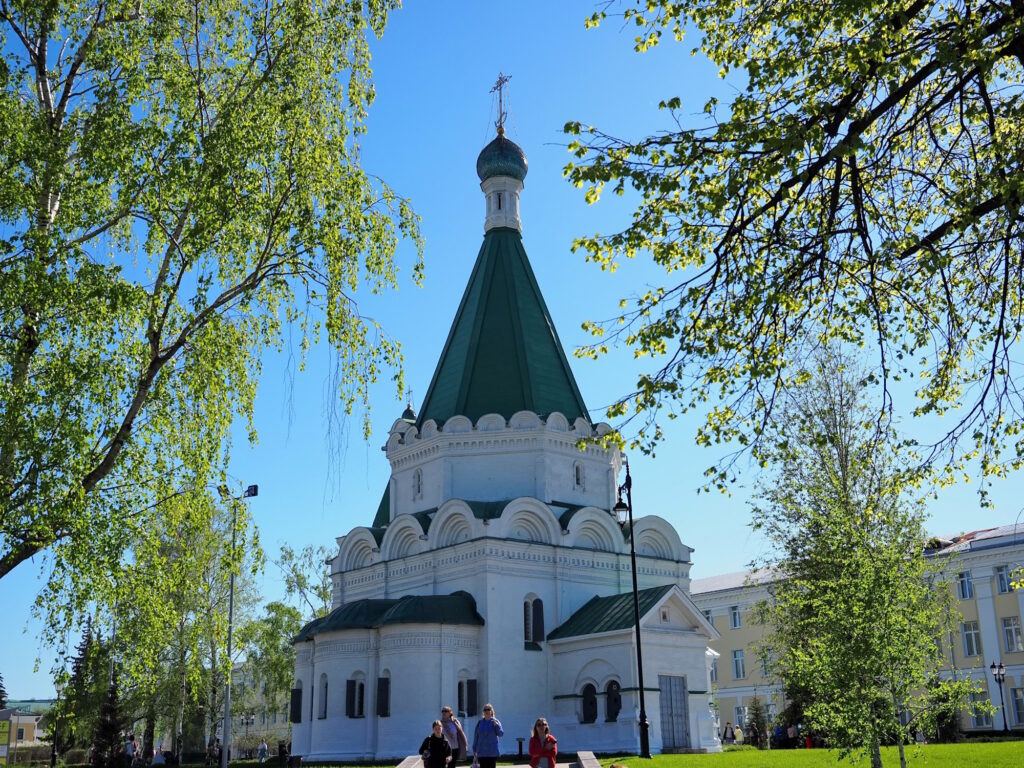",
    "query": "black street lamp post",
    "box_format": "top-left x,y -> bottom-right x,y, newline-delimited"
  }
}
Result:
614,458 -> 652,759
221,484 -> 258,768
989,661 -> 1009,733
51,681 -> 63,768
